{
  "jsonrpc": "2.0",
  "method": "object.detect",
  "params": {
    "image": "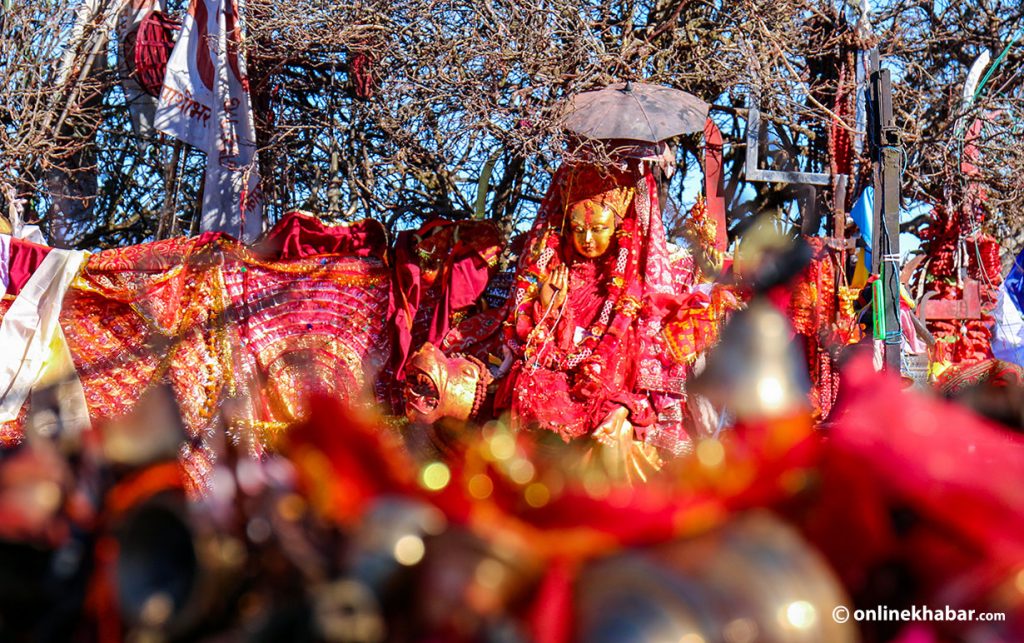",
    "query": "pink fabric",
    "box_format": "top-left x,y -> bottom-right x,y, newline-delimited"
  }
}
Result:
901,308 -> 927,354
626,168 -> 691,400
